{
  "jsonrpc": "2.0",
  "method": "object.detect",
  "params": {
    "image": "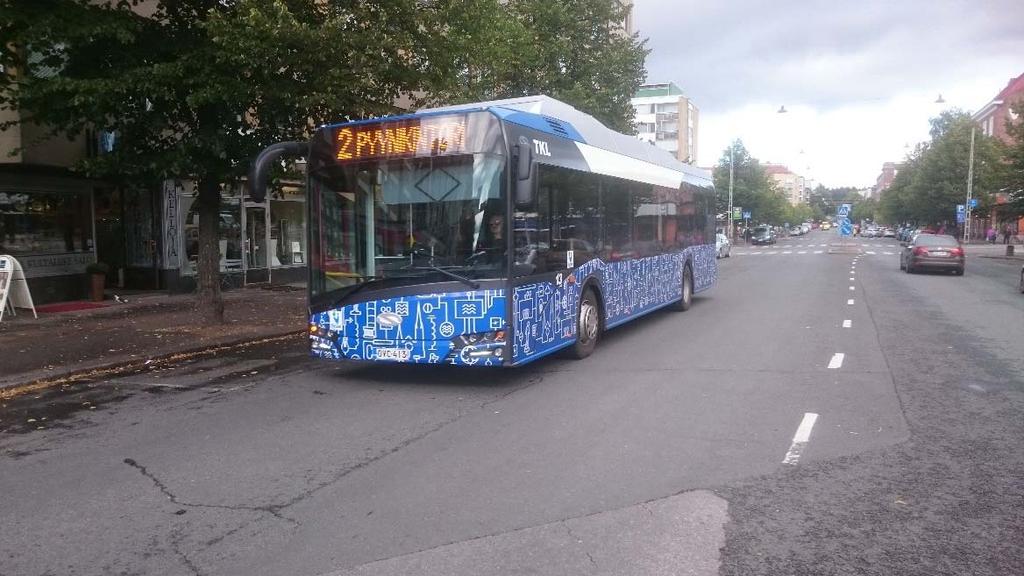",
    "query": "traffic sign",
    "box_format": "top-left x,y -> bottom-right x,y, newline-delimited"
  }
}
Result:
732,207 -> 742,220
956,204 -> 966,223
837,203 -> 852,218
839,219 -> 853,237
969,198 -> 978,209
742,211 -> 751,220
